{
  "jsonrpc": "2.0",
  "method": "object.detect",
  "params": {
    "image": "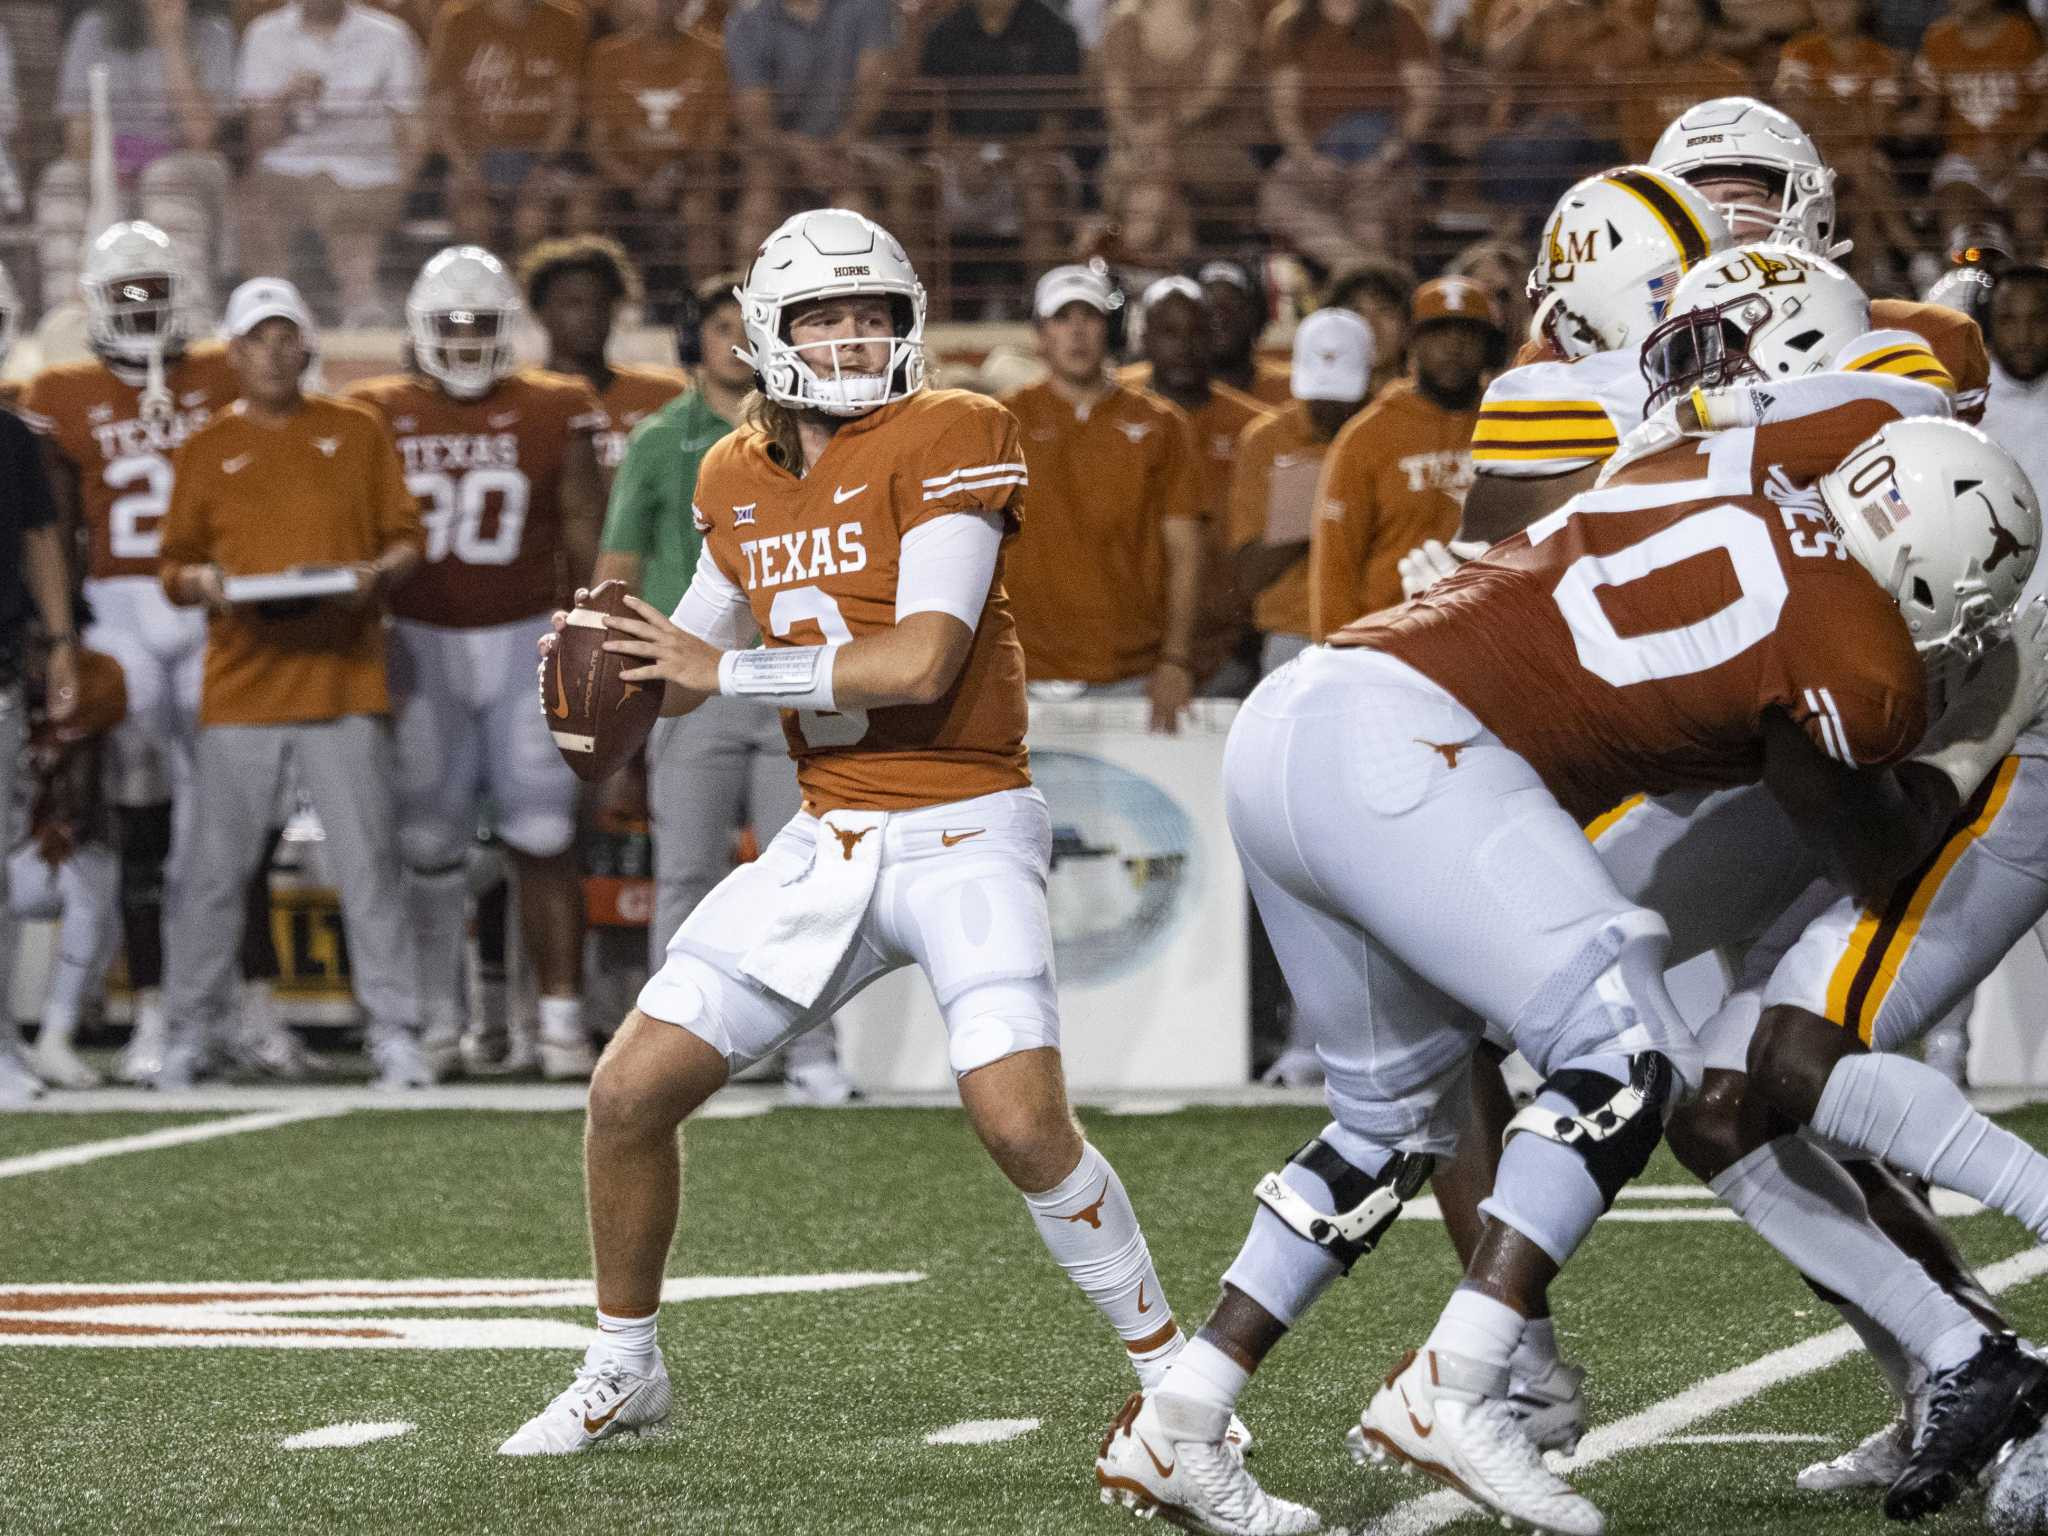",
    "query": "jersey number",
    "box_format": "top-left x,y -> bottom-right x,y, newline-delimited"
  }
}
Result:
1551,503 -> 1789,687
409,469 -> 530,565
769,587 -> 869,749
106,453 -> 172,561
